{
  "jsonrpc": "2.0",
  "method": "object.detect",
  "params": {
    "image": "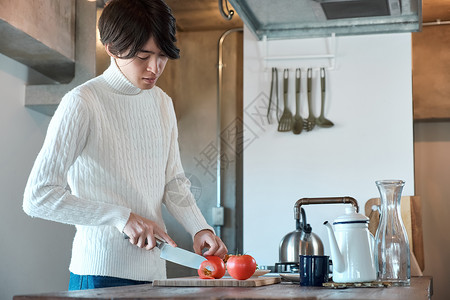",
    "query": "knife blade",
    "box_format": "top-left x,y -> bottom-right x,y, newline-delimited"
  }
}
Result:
157,241 -> 207,269
123,233 -> 207,269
